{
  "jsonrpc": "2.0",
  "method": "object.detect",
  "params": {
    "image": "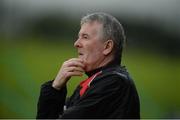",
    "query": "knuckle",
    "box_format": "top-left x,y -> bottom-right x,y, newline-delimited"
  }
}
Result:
73,67 -> 76,71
